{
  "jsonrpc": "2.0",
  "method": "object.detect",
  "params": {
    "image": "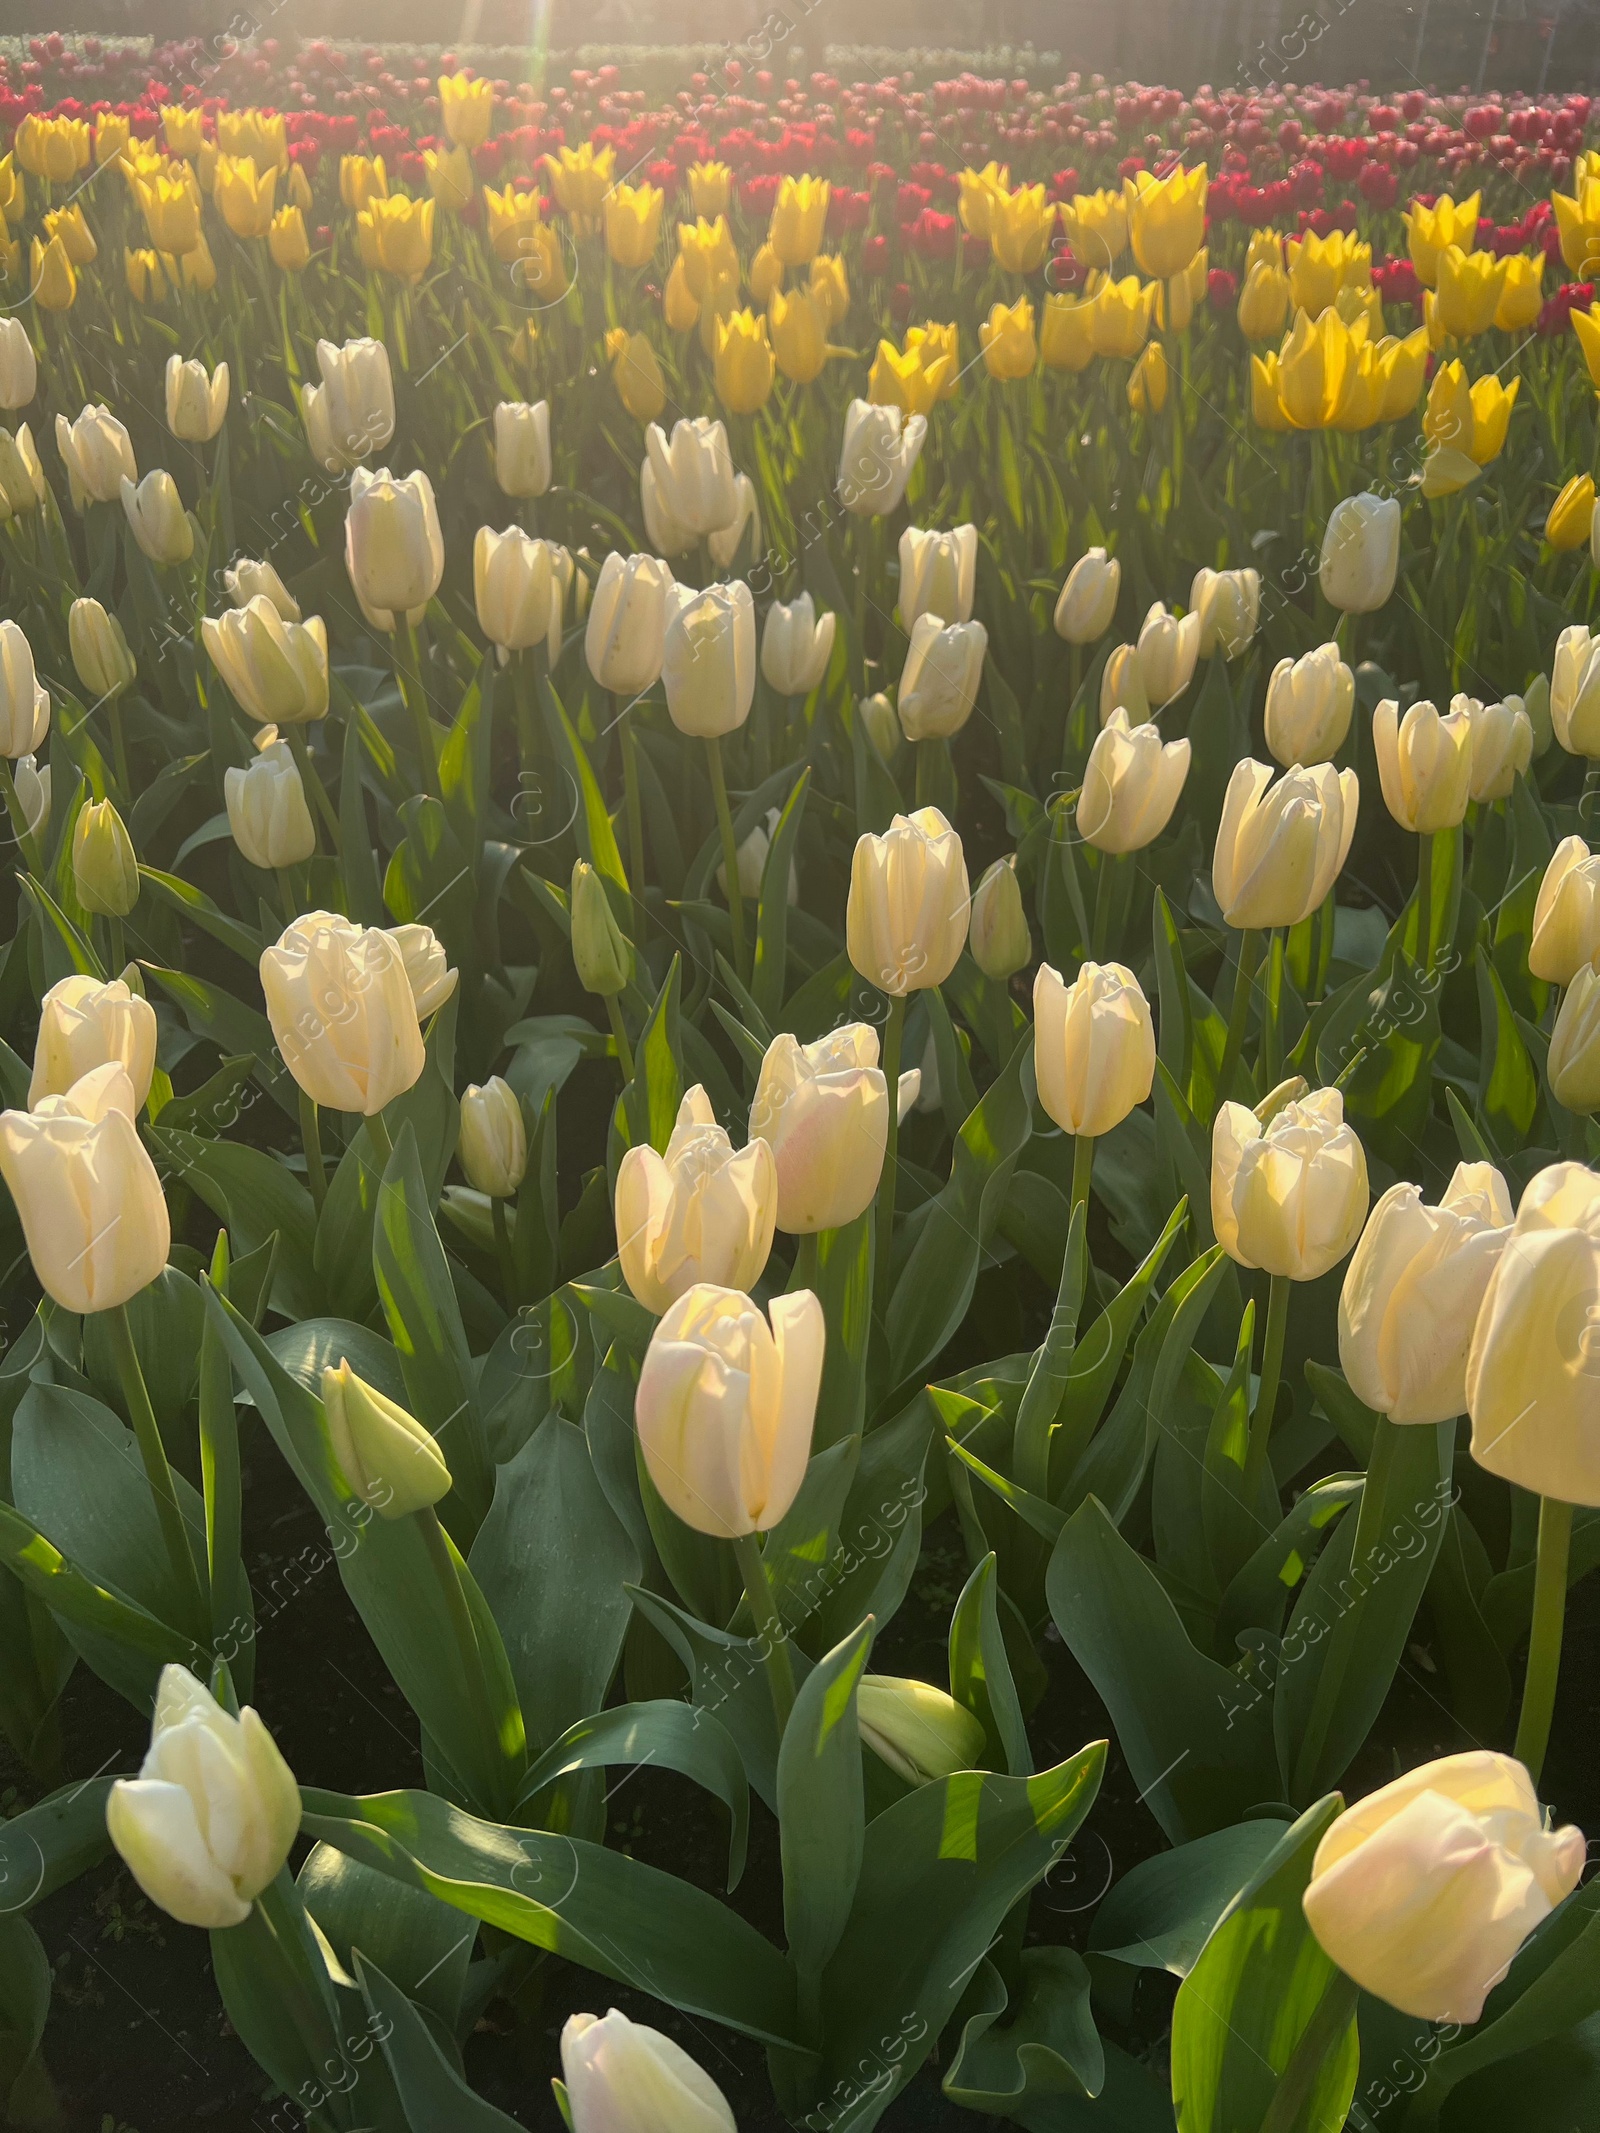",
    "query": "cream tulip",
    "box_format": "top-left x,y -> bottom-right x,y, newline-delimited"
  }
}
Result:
1466,695 -> 1532,803
1134,601 -> 1201,707
321,1360 -> 452,1518
223,740 -> 315,870
344,467 -> 444,629
1264,643 -> 1354,767
1373,697 -> 1474,833
857,1676 -> 987,1786
1339,1164 -> 1513,1424
560,2008 -> 736,2133
459,1077 -> 526,1199
615,1086 -> 777,1314
0,424 -> 45,520
1302,1752 -> 1584,2024
857,689 -> 901,761
1053,546 -> 1120,644
585,551 -> 675,697
223,557 -> 300,622
1320,491 -> 1402,613
1190,566 -> 1261,659
895,616 -> 987,741
898,524 -> 978,629
0,319 -> 36,410
474,526 -> 560,660
202,598 -> 328,726
121,470 -> 193,566
708,471 -> 761,570
1549,624 -> 1600,758
1548,966 -> 1600,1114
73,800 -> 138,916
0,620 -> 48,758
106,1666 -> 300,1930
635,1283 -> 824,1536
1098,642 -> 1150,726
748,1025 -> 891,1234
164,354 -> 229,442
1212,1086 -> 1369,1280
260,912 -> 425,1116
300,336 -> 394,473
640,457 -> 695,558
493,398 -> 552,499
388,923 -> 457,1018
969,855 -> 1031,981
55,403 -> 136,507
760,592 -> 837,697
1077,708 -> 1190,853
0,1063 -> 169,1313
837,399 -> 927,516
846,806 -> 970,997
662,581 -> 756,739
716,807 -> 798,906
1531,836 -> 1600,985
12,756 -> 48,840
642,416 -> 737,537
29,973 -> 157,1110
1213,758 -> 1359,930
1033,960 -> 1155,1137
69,598 -> 136,702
